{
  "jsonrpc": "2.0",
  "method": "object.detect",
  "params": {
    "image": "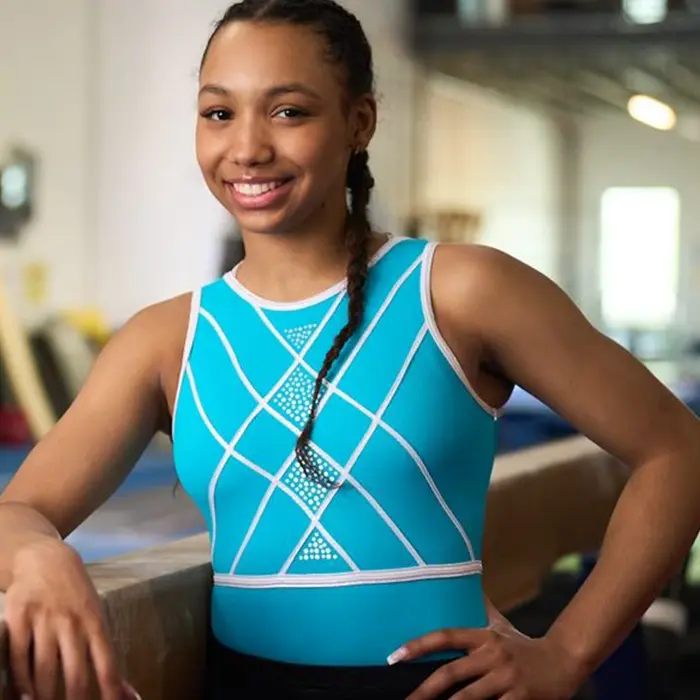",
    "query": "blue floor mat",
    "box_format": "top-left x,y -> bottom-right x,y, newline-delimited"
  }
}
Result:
1,444 -> 197,562
67,525 -> 205,563
0,443 -> 177,494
